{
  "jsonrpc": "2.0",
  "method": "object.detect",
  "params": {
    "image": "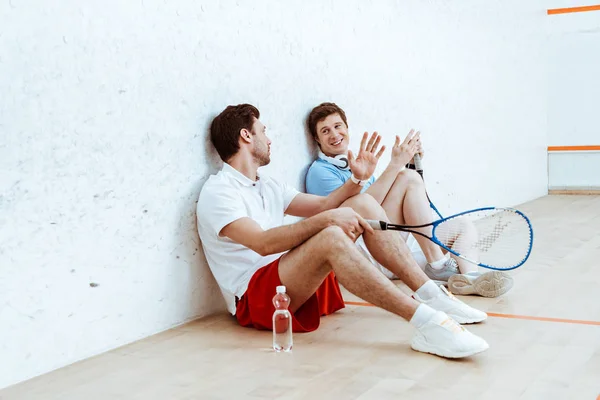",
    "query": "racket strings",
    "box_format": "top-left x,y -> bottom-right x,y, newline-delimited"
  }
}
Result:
474,213 -> 513,251
434,210 -> 532,269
